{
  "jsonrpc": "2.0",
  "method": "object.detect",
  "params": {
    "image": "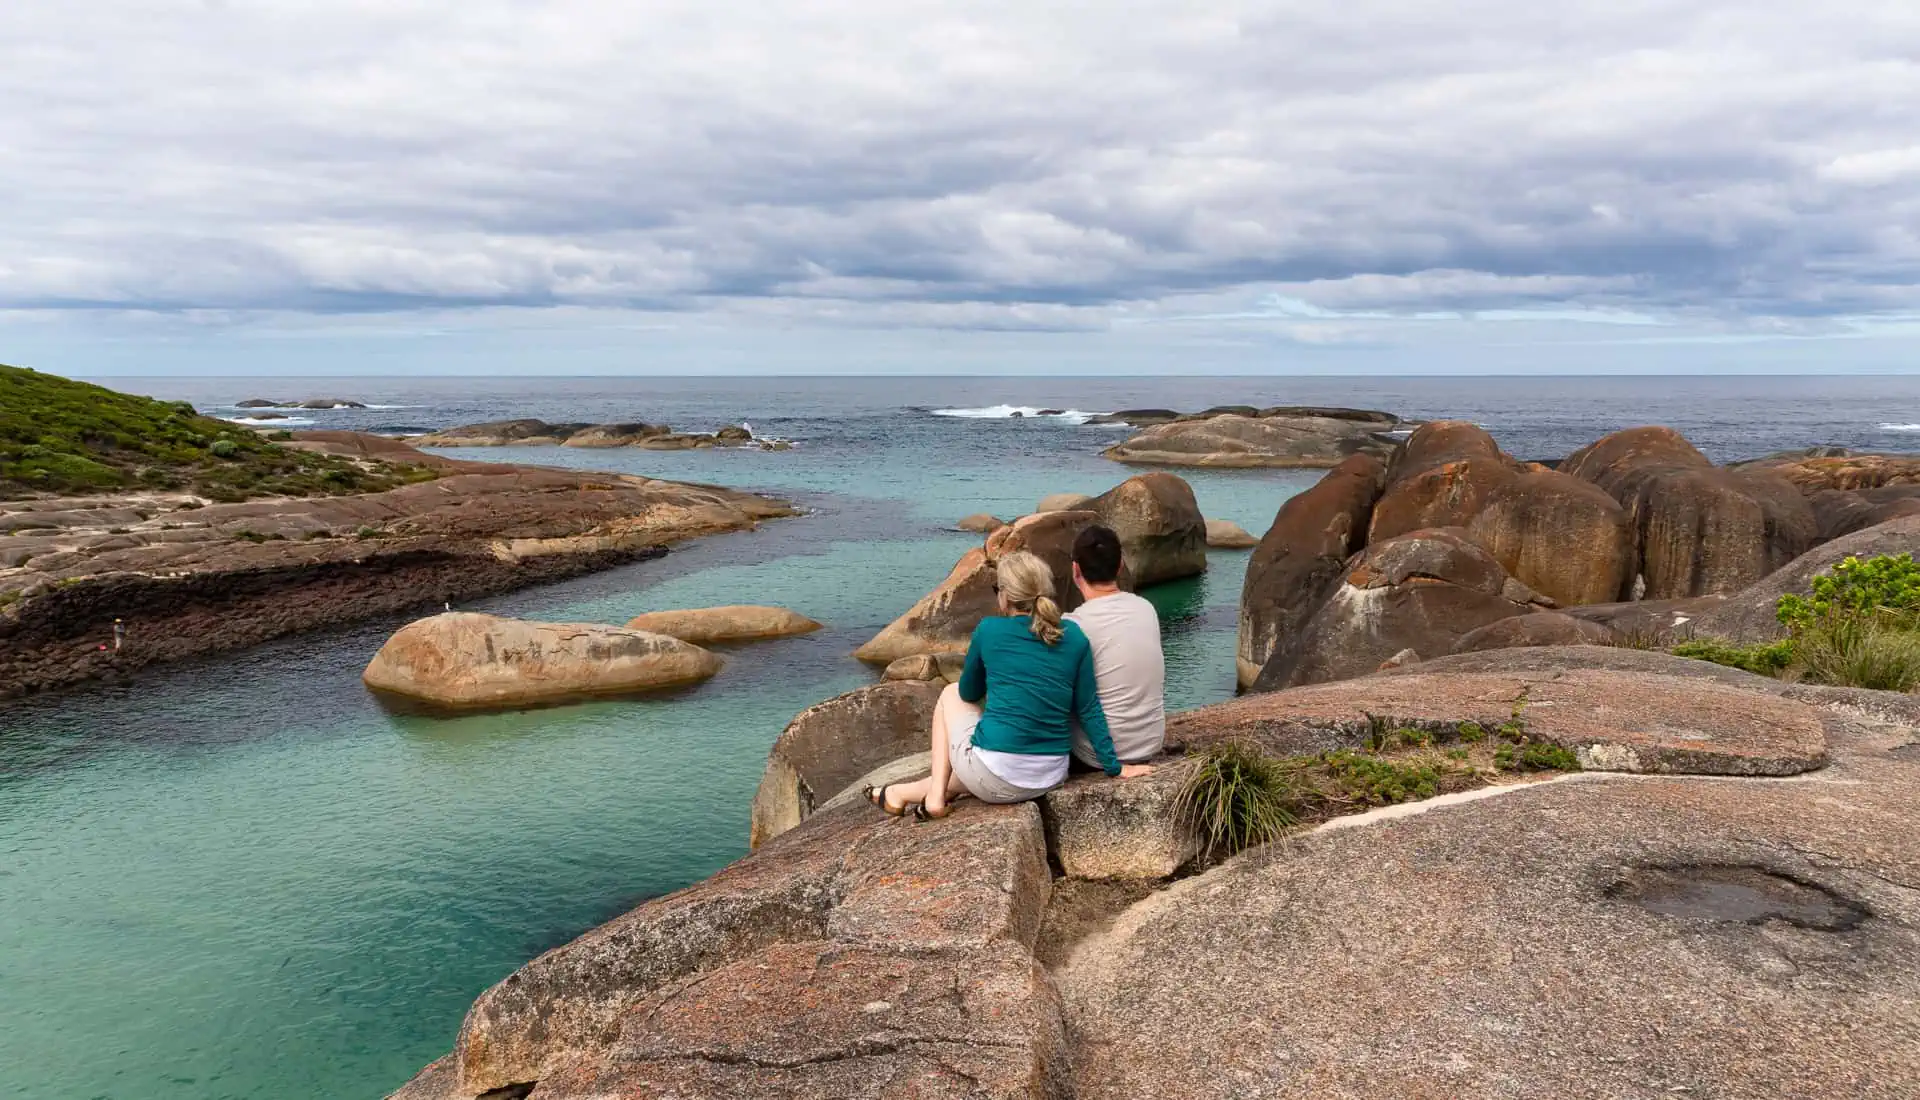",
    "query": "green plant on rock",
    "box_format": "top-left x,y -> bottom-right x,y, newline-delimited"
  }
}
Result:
1793,612 -> 1920,693
1777,553 -> 1920,630
1174,742 -> 1301,859
1456,721 -> 1486,743
1671,638 -> 1795,676
1319,751 -> 1440,806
